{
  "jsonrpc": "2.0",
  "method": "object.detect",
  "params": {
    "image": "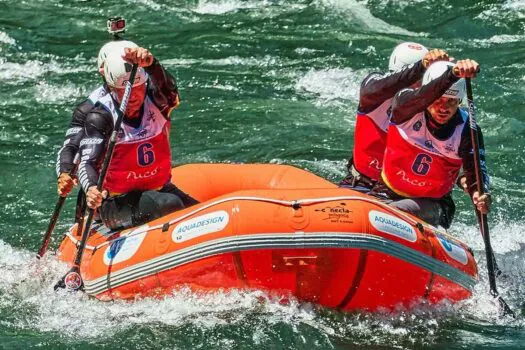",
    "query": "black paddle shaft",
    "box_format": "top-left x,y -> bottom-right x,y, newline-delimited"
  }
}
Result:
466,78 -> 514,317
37,196 -> 66,259
37,164 -> 80,259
